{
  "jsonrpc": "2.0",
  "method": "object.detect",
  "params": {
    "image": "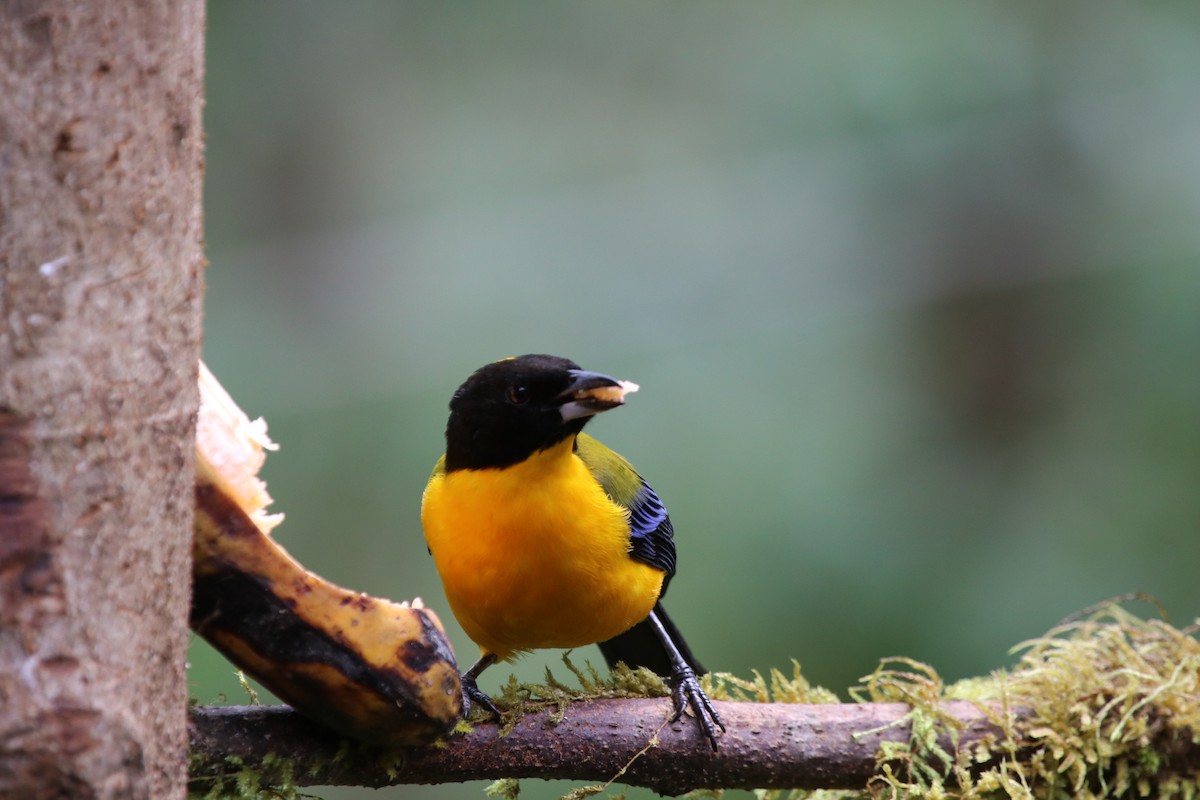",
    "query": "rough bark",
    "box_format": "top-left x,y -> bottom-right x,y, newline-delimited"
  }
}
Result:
0,2 -> 206,798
